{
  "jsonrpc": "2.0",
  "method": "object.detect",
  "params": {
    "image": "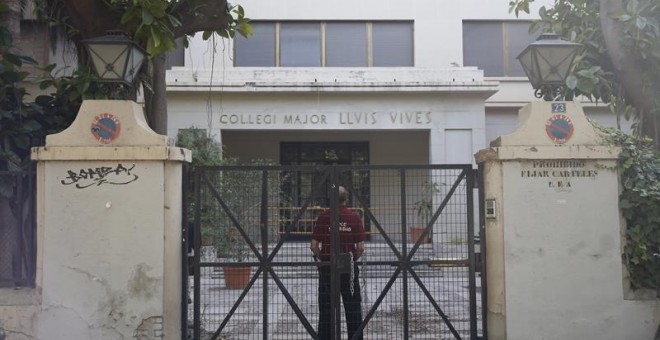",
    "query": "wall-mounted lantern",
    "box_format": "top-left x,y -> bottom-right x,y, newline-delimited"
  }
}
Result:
517,33 -> 581,101
82,30 -> 147,88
